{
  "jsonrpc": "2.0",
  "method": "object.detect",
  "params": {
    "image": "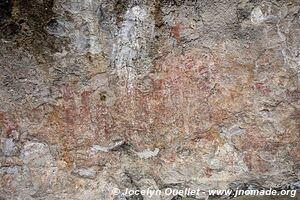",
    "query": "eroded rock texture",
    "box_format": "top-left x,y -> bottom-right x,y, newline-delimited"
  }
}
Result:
0,0 -> 299,199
